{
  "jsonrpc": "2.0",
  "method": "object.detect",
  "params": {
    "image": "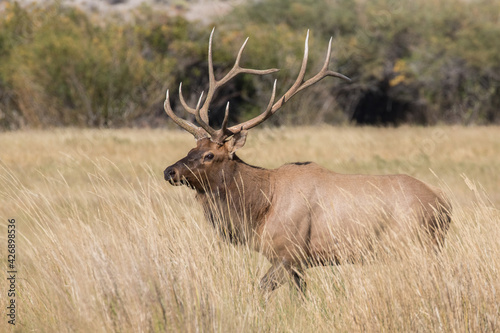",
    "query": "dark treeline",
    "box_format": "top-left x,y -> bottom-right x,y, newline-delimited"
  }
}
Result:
0,0 -> 499,129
